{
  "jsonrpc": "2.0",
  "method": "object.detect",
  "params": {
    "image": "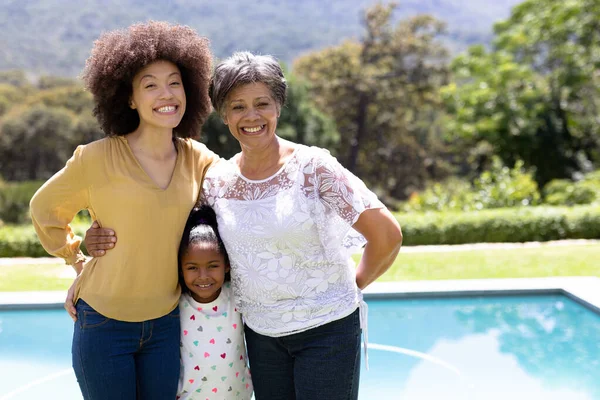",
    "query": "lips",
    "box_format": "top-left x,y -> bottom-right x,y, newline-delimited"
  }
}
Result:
154,105 -> 178,114
241,125 -> 265,134
194,283 -> 213,289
